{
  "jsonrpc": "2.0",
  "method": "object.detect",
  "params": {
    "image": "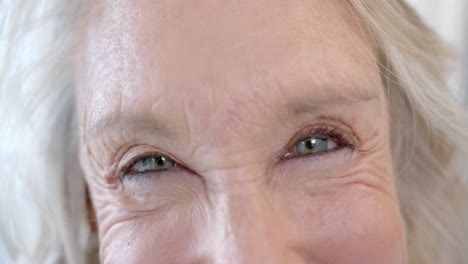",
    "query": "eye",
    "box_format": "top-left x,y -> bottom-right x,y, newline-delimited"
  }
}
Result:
284,125 -> 356,159
294,137 -> 337,156
126,155 -> 177,175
